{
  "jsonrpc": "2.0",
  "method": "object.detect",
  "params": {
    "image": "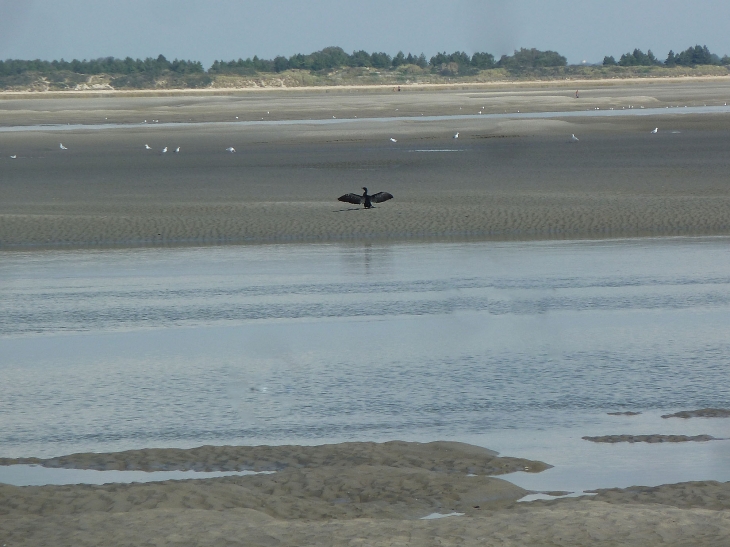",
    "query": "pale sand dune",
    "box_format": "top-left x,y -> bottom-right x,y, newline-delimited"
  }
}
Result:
1,443 -> 729,546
